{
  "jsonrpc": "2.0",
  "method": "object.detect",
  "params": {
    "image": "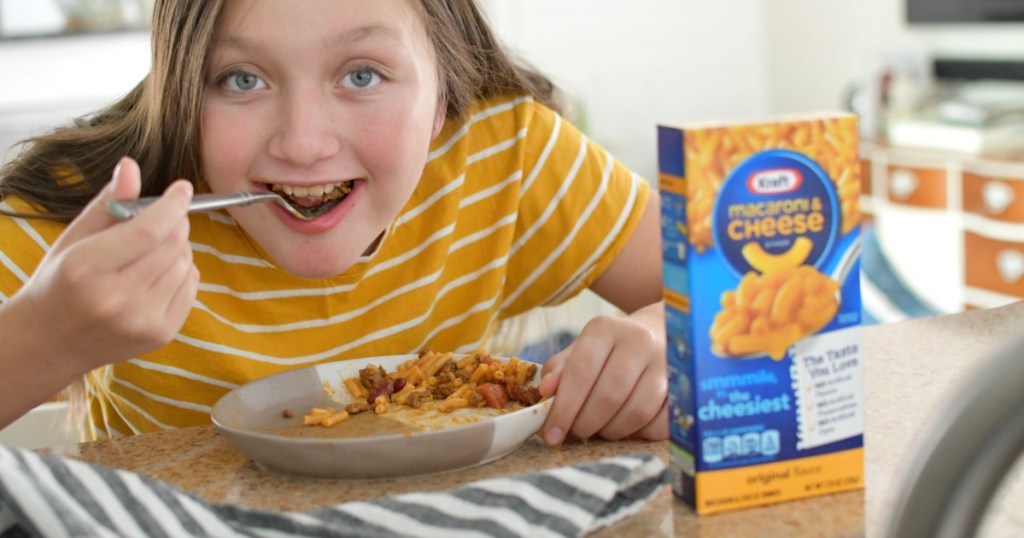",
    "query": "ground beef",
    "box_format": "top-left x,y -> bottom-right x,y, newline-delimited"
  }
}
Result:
345,401 -> 371,415
475,383 -> 508,409
359,364 -> 387,392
